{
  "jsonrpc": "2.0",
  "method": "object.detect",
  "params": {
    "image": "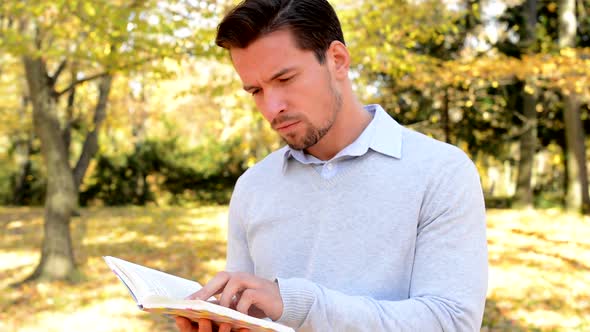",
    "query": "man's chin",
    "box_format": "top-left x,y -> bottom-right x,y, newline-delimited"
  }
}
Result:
283,138 -> 306,151
286,141 -> 317,151
286,142 -> 305,151
282,134 -> 317,151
